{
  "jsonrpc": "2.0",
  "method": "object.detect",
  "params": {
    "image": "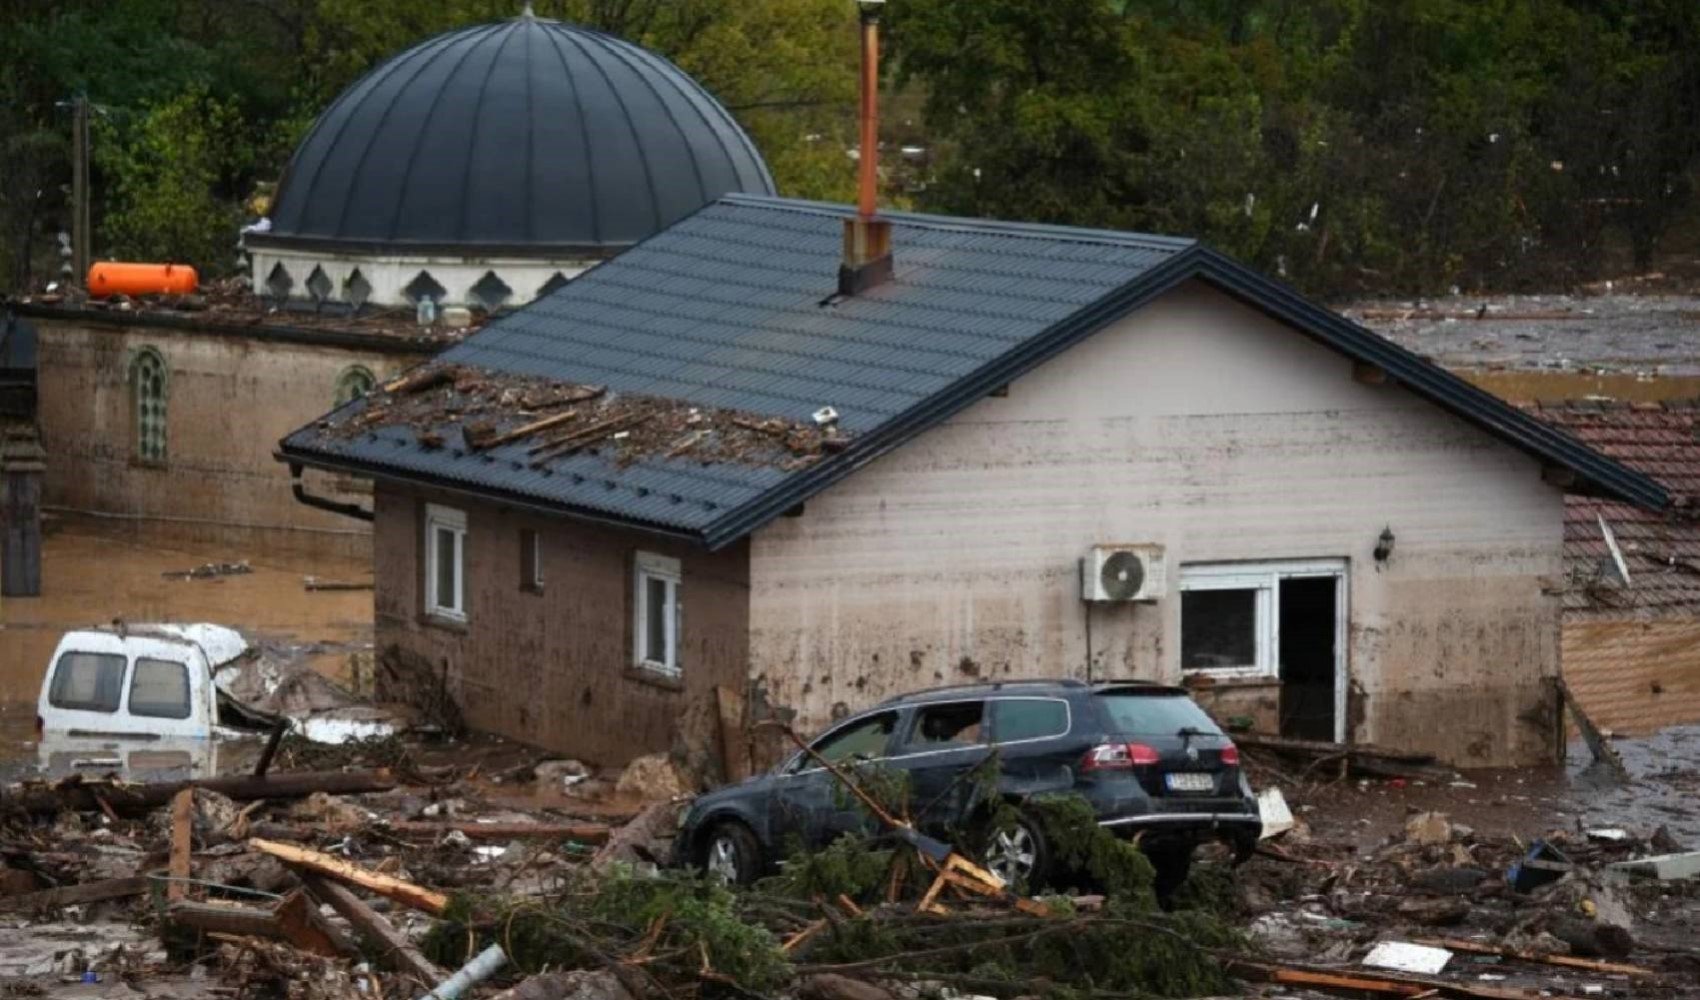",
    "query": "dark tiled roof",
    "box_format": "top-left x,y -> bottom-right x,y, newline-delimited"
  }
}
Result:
280,195 -> 1668,546
1531,400 -> 1700,617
